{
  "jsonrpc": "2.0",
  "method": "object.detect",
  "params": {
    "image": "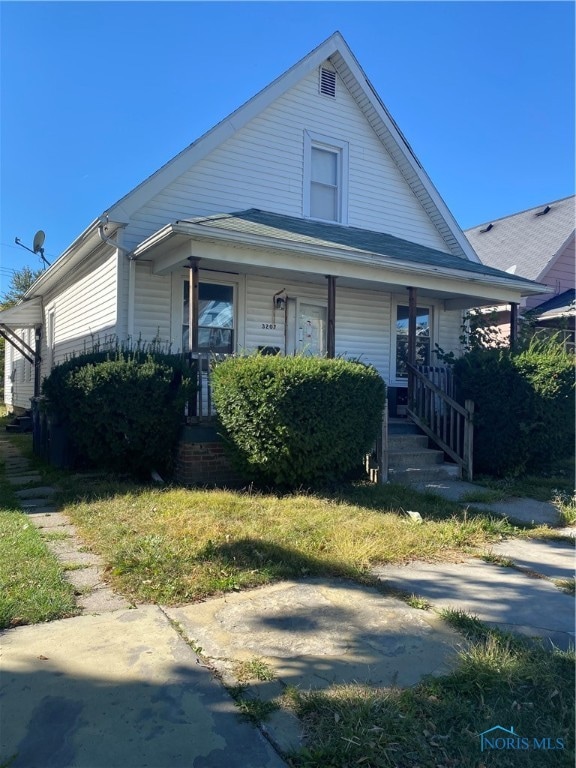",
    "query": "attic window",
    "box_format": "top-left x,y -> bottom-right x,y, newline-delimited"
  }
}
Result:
319,67 -> 336,97
535,205 -> 551,216
479,223 -> 493,233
